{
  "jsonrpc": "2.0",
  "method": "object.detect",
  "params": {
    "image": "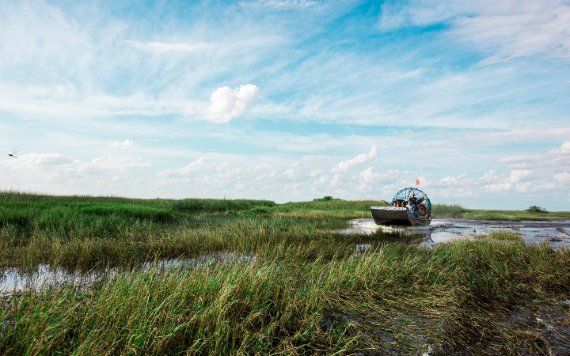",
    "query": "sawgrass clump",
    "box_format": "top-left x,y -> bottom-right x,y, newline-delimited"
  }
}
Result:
0,242 -> 567,354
